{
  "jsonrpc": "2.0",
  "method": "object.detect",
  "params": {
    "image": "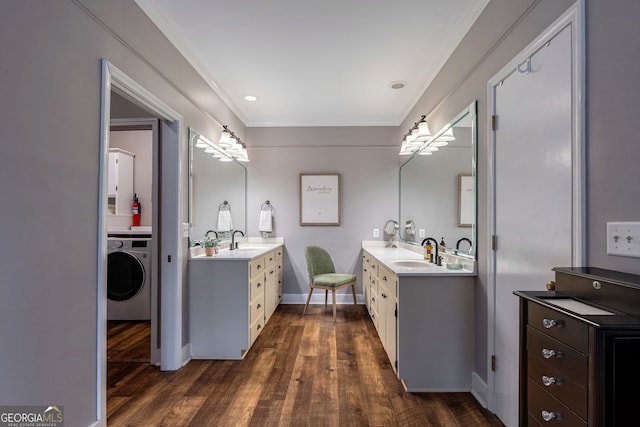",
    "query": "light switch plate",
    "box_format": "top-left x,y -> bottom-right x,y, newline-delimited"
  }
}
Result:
607,222 -> 640,258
